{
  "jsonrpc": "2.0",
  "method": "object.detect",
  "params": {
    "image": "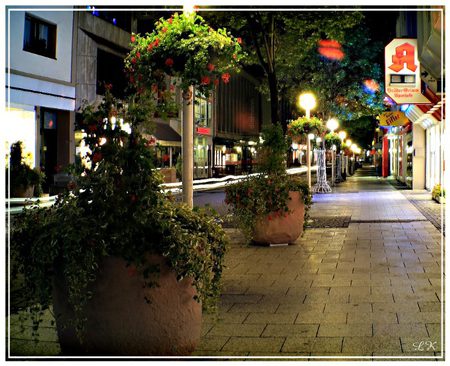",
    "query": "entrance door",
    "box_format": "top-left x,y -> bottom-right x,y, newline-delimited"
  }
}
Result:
40,110 -> 57,192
